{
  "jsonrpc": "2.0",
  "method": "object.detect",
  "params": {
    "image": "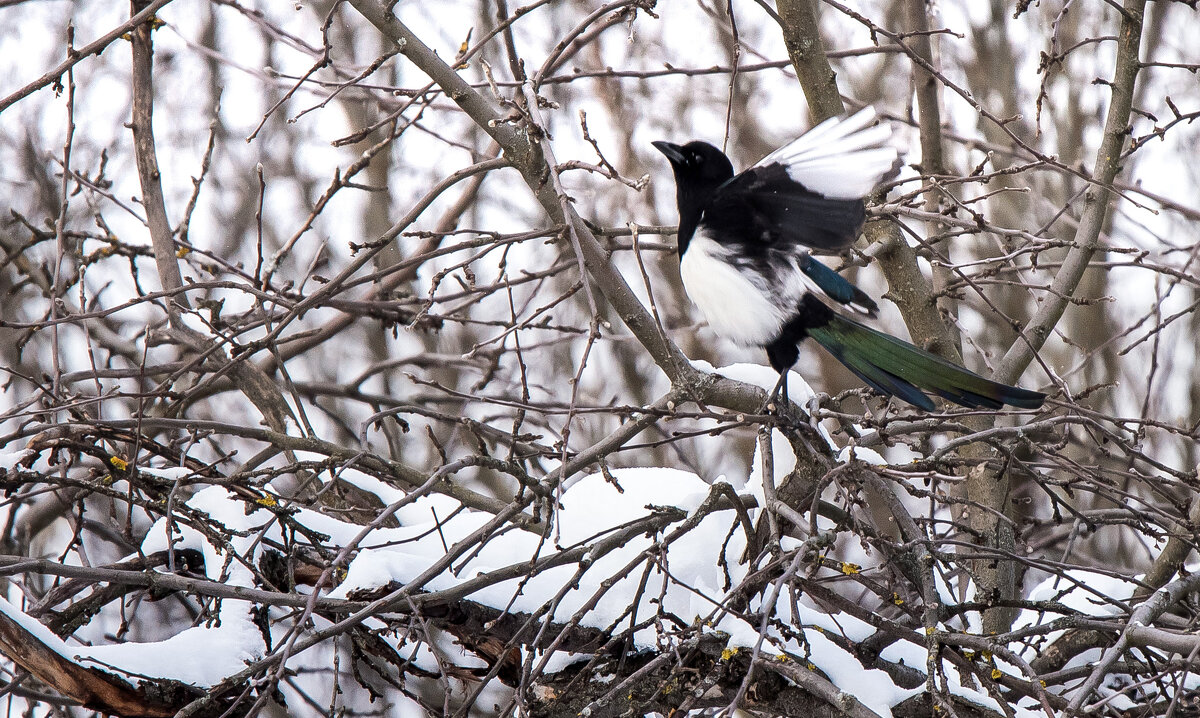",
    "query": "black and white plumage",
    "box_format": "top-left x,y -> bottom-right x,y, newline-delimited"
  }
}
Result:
653,108 -> 1045,411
